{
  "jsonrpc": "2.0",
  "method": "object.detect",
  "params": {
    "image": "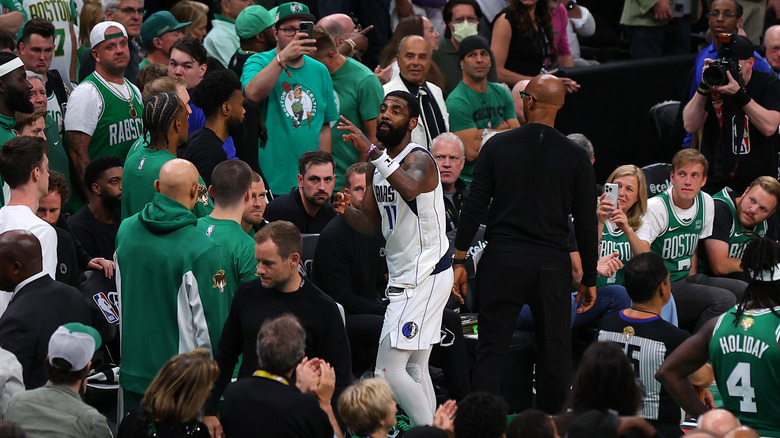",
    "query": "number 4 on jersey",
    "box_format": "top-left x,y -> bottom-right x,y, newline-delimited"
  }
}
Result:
727,362 -> 757,413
